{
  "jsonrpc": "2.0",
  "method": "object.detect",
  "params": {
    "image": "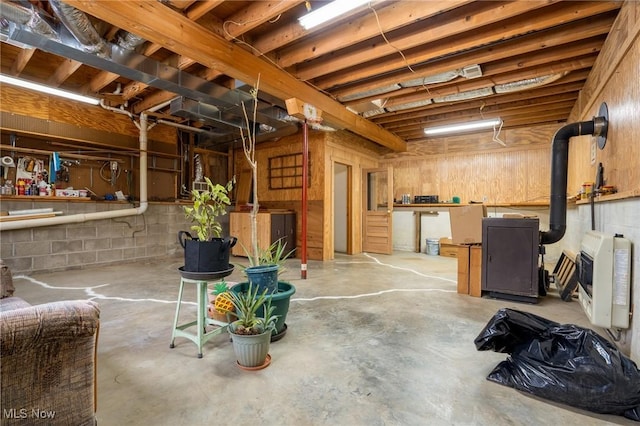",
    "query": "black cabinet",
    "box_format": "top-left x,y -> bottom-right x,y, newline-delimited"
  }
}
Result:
270,212 -> 296,254
481,218 -> 539,302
